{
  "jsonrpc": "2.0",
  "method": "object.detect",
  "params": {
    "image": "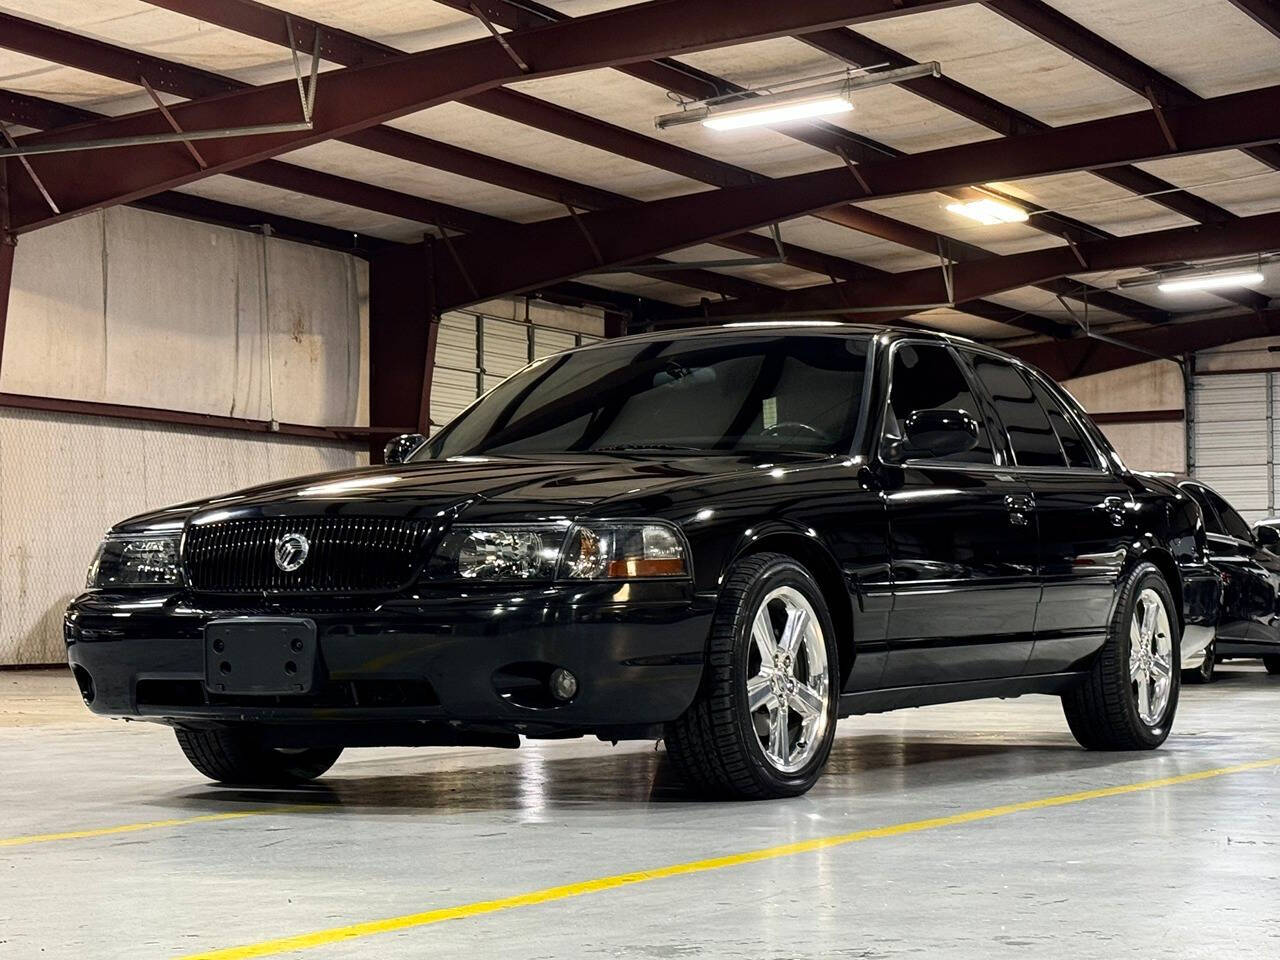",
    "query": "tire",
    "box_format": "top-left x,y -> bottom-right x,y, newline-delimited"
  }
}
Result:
664,552 -> 840,800
1062,562 -> 1180,750
1183,641 -> 1216,684
1264,655 -> 1280,676
175,727 -> 342,786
